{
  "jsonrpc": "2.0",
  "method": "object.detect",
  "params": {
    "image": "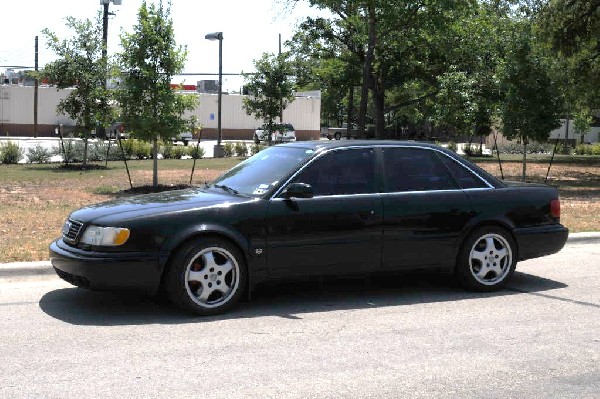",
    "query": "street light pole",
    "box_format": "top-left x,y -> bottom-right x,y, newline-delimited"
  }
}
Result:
205,32 -> 224,158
